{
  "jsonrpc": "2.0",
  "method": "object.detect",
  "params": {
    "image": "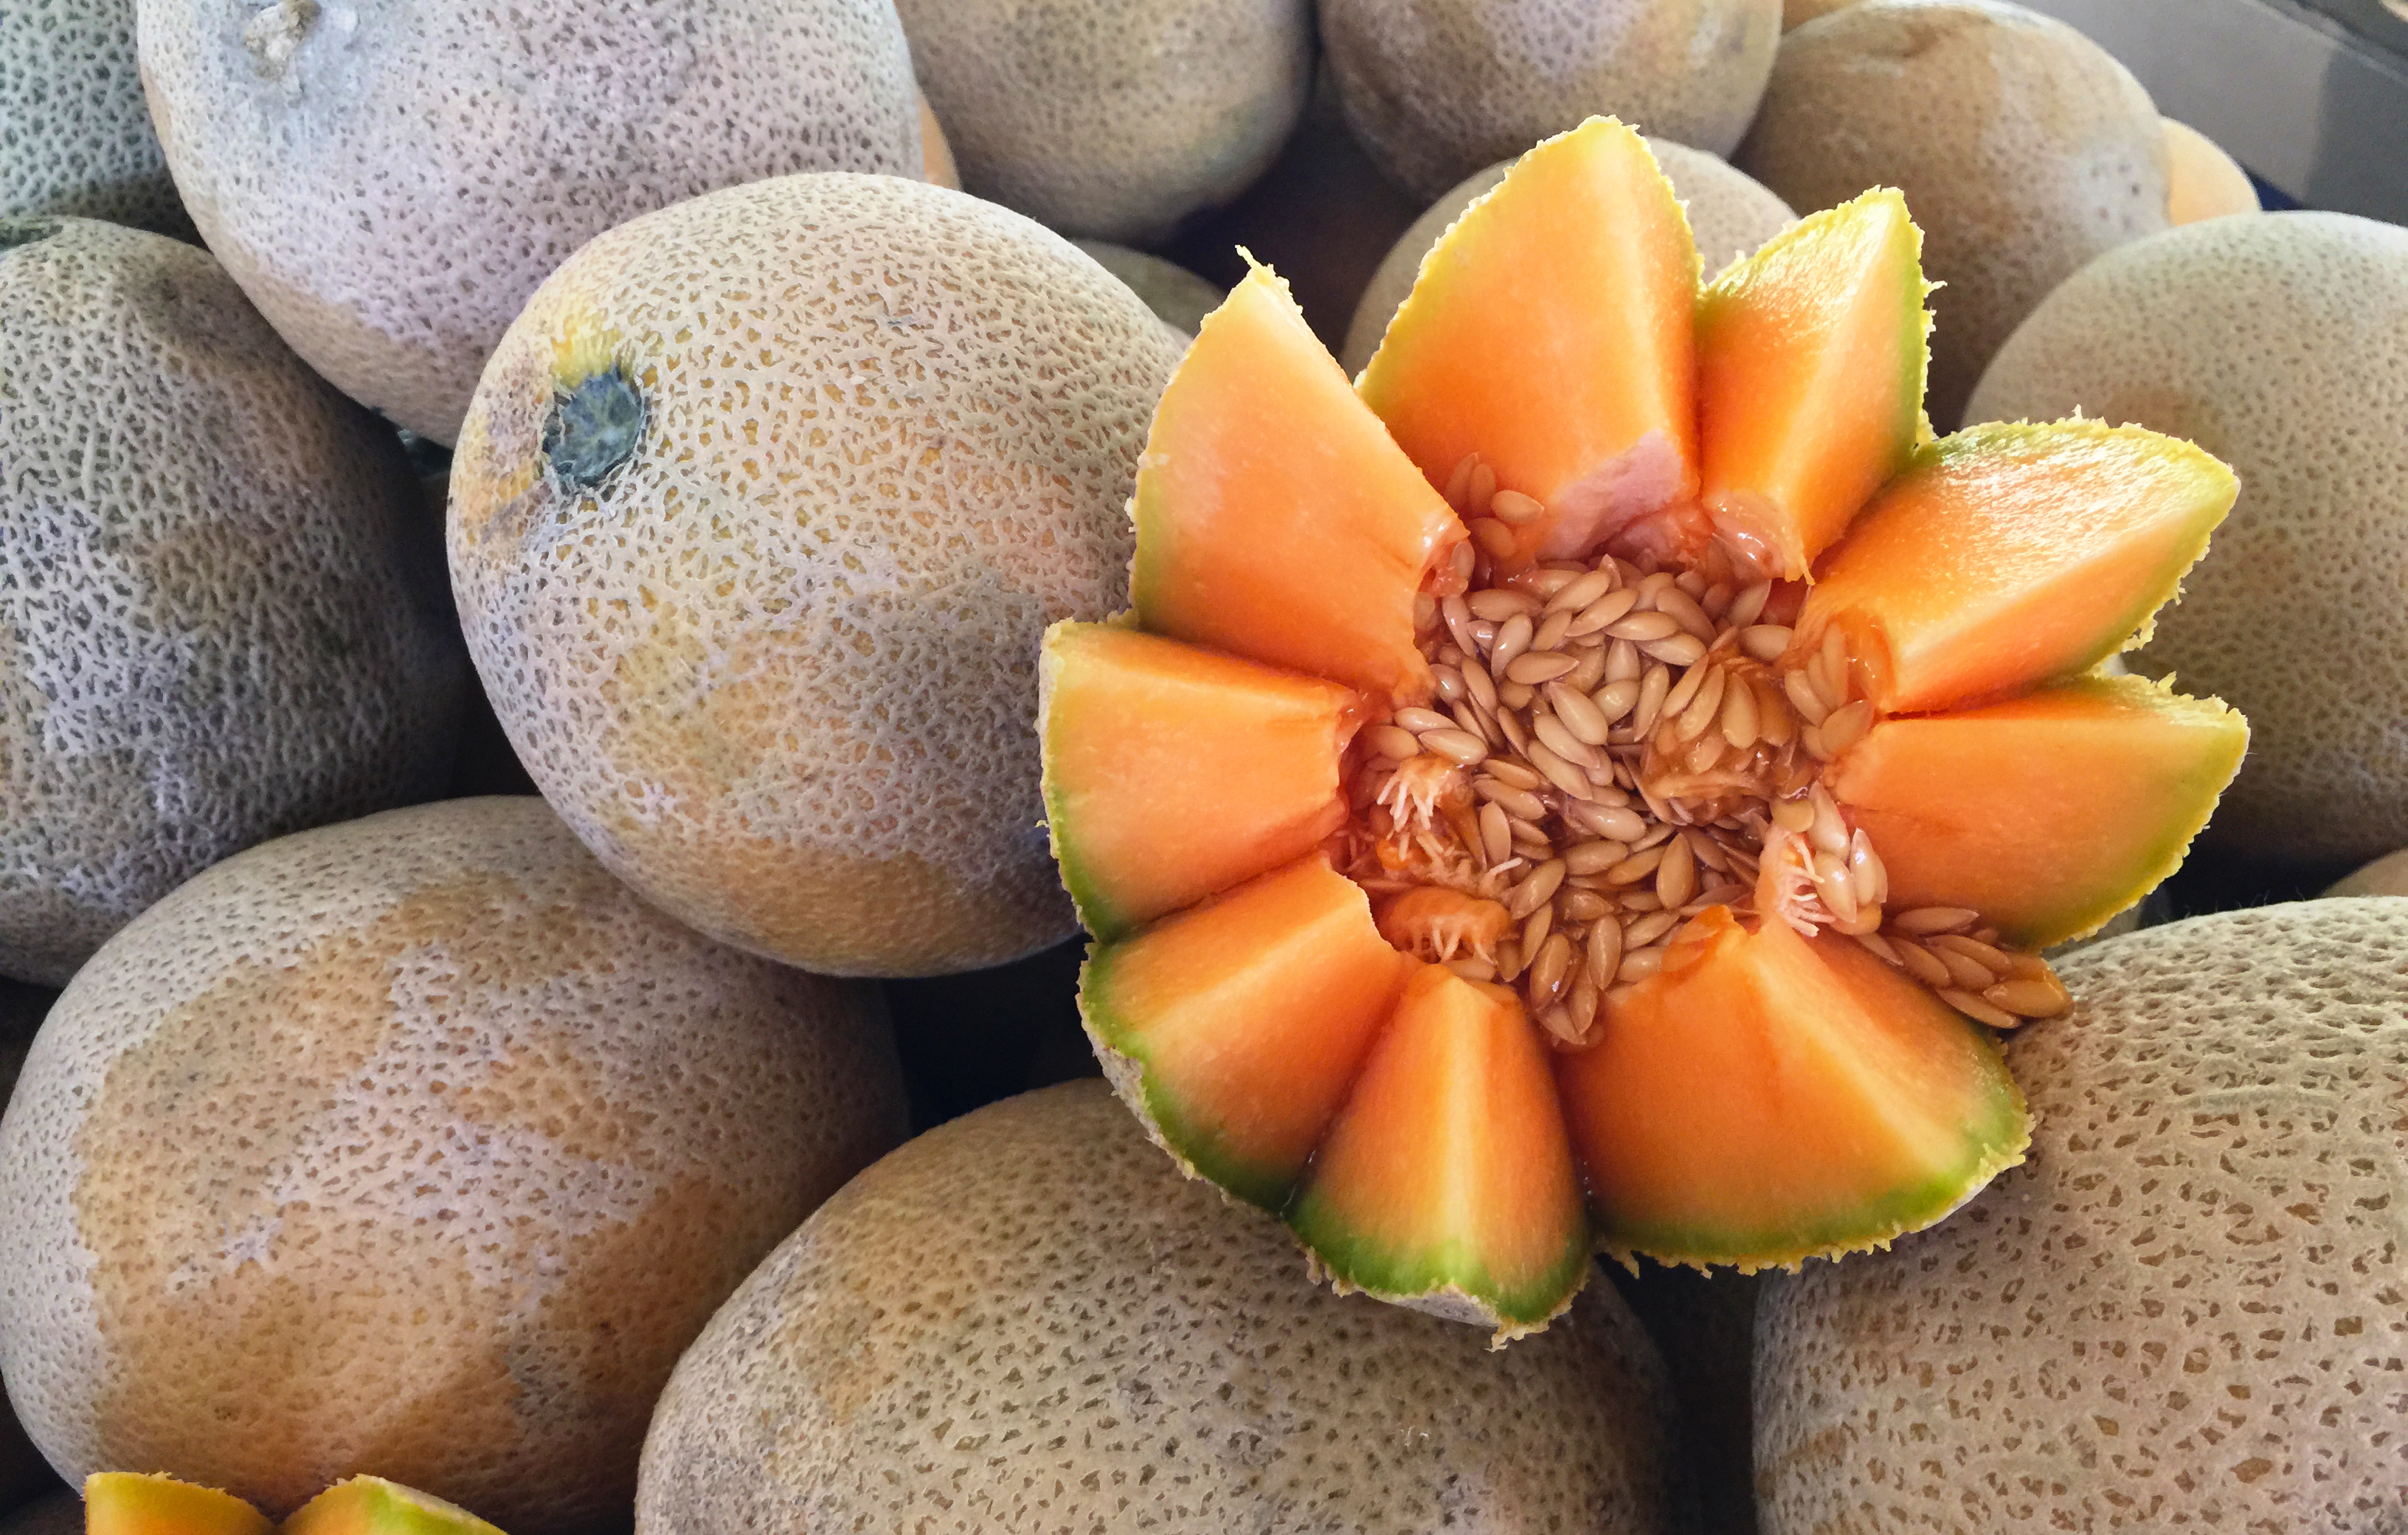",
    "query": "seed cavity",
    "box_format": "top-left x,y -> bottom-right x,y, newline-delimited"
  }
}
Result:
542,362 -> 648,493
